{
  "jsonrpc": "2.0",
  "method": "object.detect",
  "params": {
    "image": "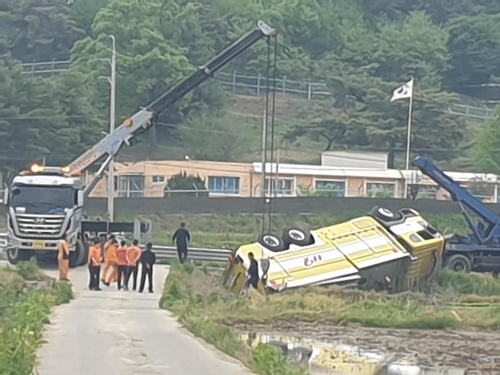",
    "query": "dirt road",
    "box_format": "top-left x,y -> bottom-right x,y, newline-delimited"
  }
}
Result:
33,264 -> 251,375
